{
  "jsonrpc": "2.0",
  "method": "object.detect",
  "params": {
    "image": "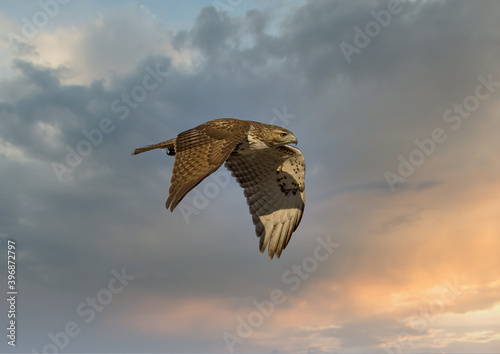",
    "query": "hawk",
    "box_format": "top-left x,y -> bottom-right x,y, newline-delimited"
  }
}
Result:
132,118 -> 305,259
